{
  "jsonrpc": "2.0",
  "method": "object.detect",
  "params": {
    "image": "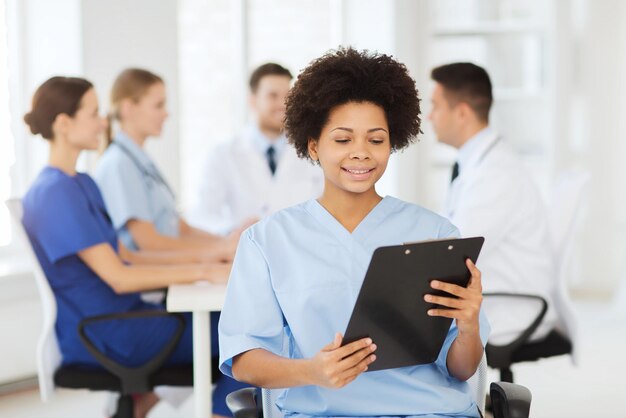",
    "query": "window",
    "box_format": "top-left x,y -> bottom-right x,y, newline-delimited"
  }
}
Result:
0,0 -> 15,247
0,0 -> 82,264
178,0 -> 337,214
